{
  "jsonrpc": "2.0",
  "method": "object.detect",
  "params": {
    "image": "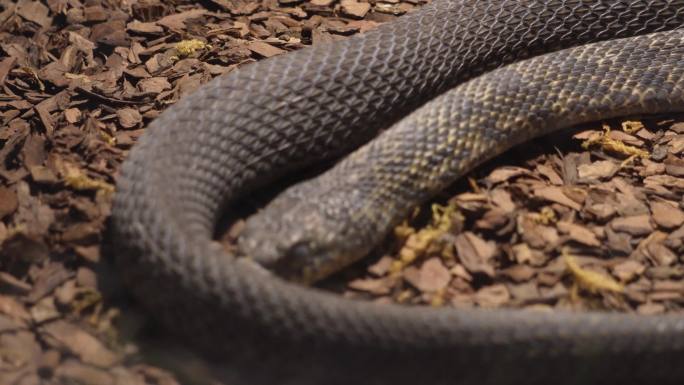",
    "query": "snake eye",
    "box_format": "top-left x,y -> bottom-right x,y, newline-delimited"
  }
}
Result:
286,241 -> 312,263
270,241 -> 314,280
